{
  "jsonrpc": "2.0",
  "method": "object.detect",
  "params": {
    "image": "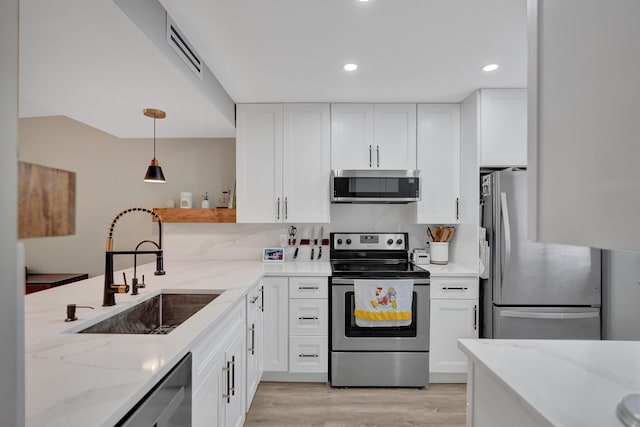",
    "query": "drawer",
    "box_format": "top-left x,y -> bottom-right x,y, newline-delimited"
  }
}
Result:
289,336 -> 328,373
288,276 -> 328,299
430,277 -> 478,300
289,299 -> 328,336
